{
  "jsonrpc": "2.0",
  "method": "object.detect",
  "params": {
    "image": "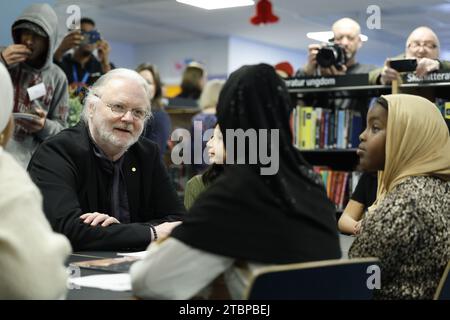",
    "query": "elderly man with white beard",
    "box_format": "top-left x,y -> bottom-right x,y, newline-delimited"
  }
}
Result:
28,68 -> 185,251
